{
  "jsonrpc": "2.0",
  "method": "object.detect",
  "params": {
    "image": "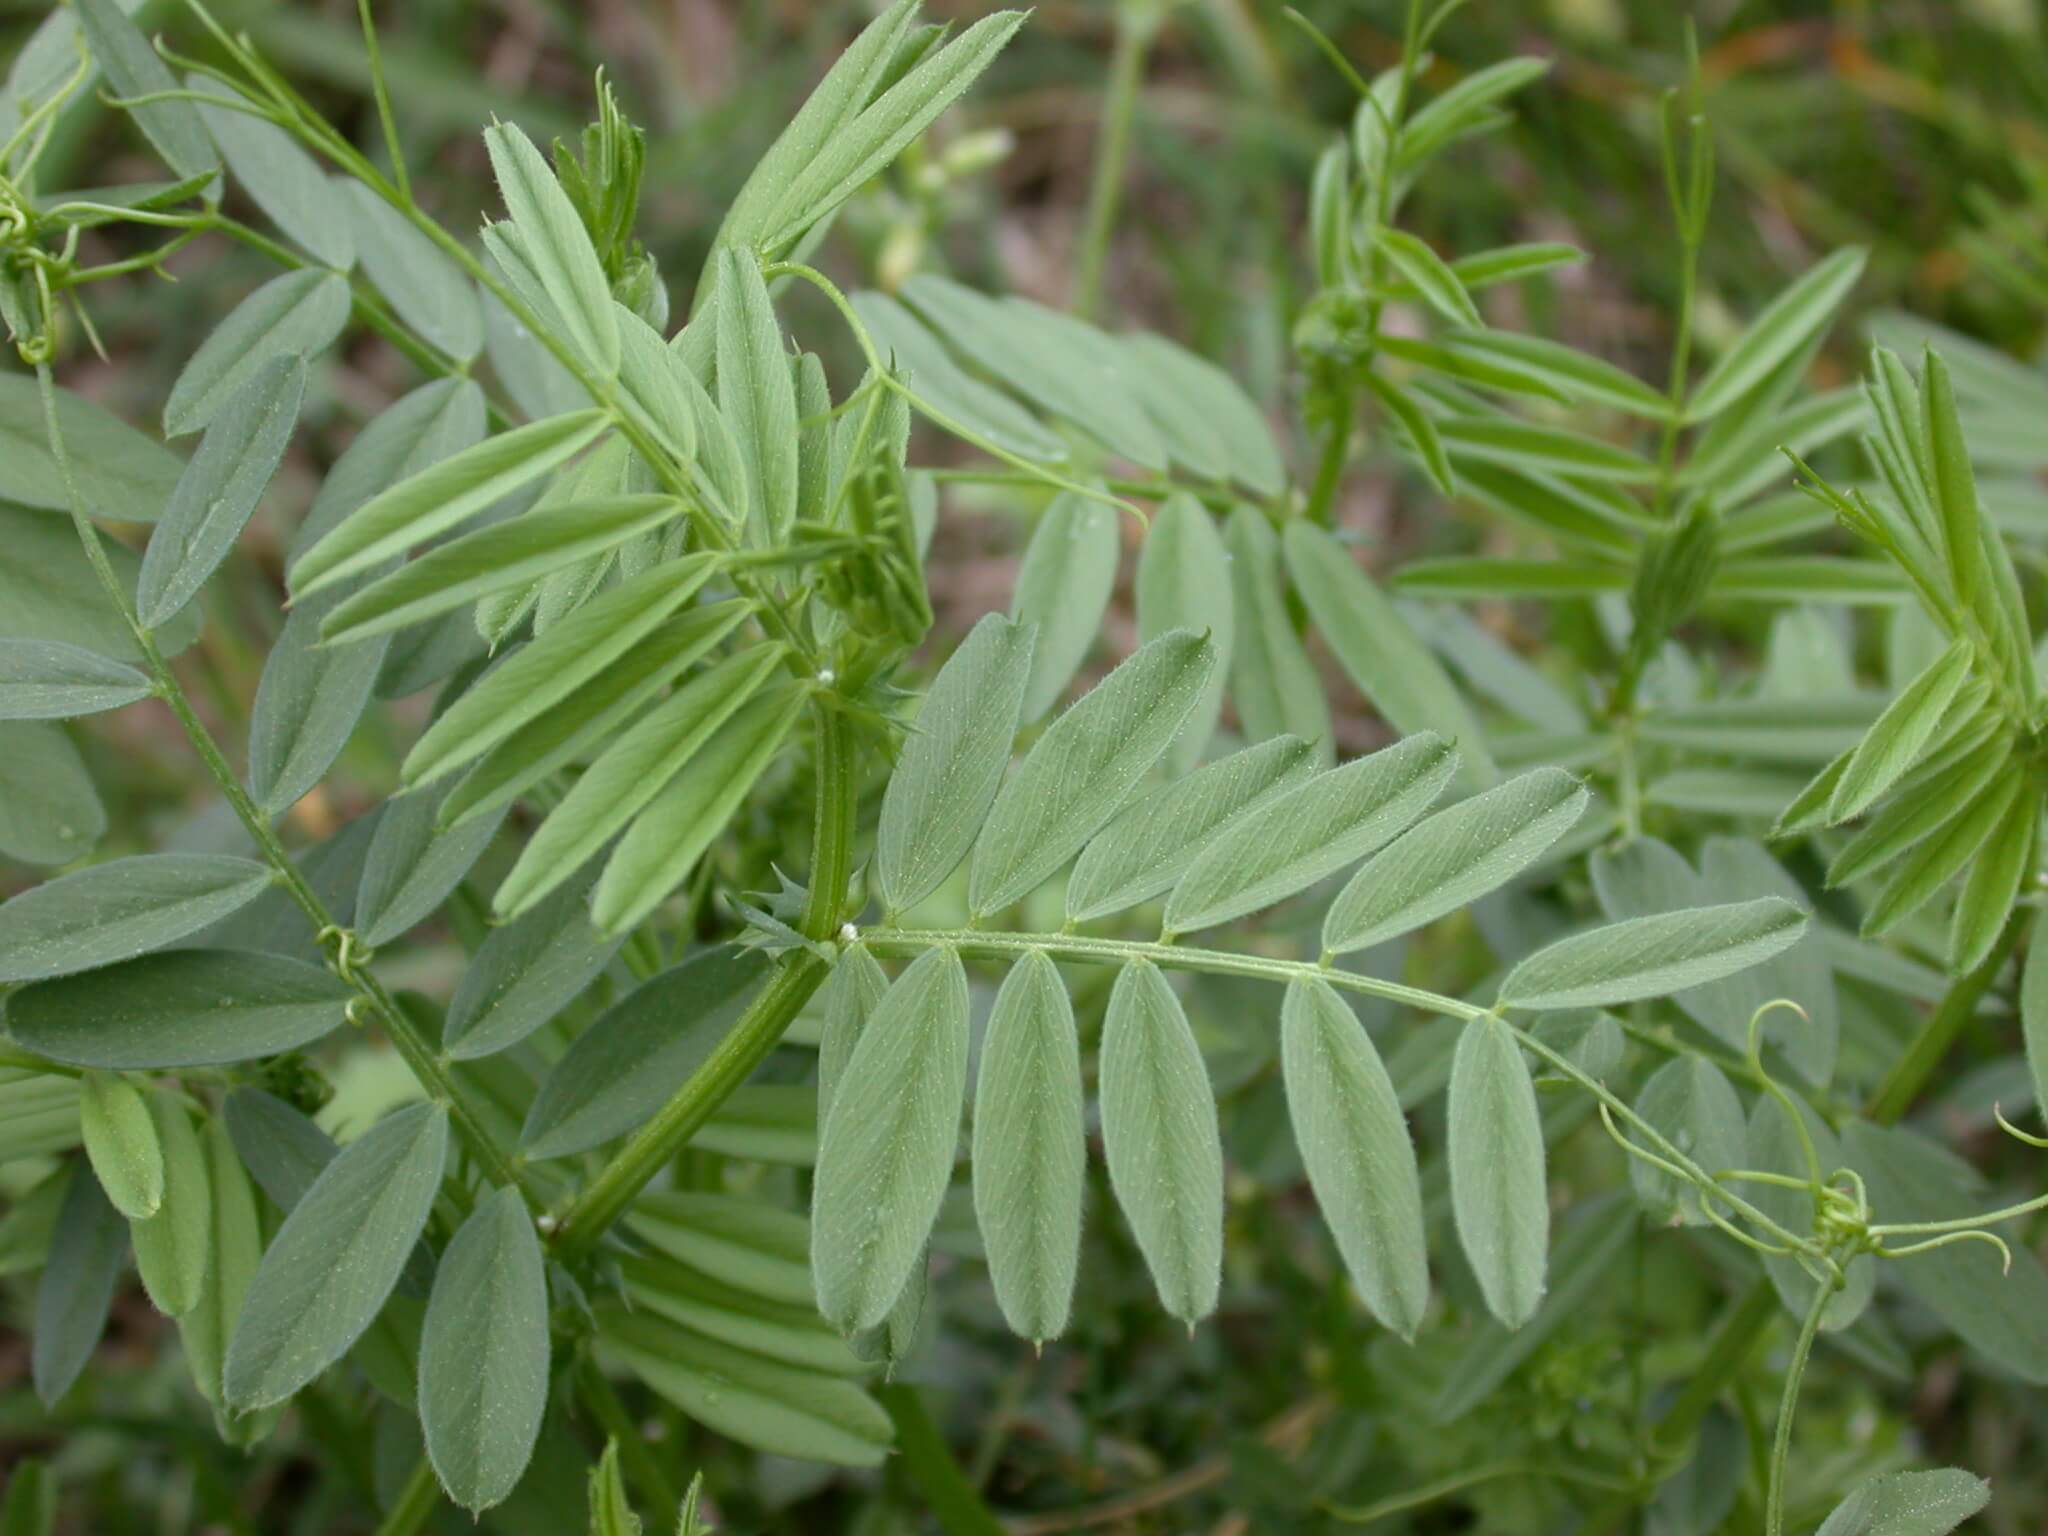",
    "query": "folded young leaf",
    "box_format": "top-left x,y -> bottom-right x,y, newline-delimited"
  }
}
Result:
1683,247 -> 1866,423
591,680 -> 810,934
1948,777 -> 2036,975
970,629 -> 1215,917
1920,347 -> 1986,610
1099,962 -> 1224,1325
1323,767 -> 1587,954
291,409 -> 609,596
321,494 -> 683,642
877,612 -> 1034,917
1067,735 -> 1317,924
420,1187 -> 549,1512
1281,977 -> 1429,1338
812,946 -> 969,1334
0,853 -> 272,983
403,554 -> 719,787
1827,637 -> 1973,823
1447,1013 -> 1547,1328
1498,897 -> 1806,1011
483,121 -> 620,375
495,645 -> 785,919
1362,371 -> 1457,496
1376,228 -> 1483,329
1433,413 -> 1655,481
1165,732 -> 1455,935
973,951 -> 1086,1344
1861,761 -> 2023,941
224,1102 -> 449,1410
